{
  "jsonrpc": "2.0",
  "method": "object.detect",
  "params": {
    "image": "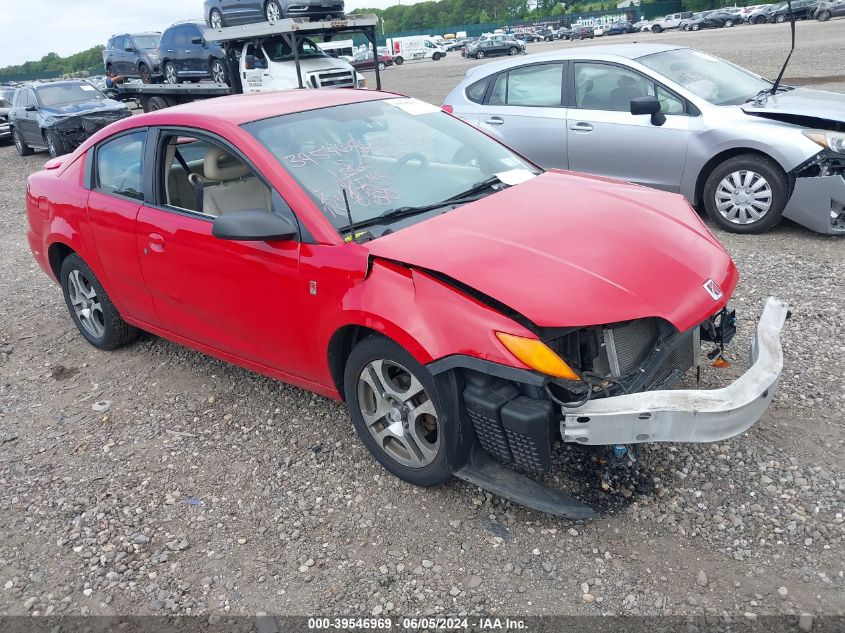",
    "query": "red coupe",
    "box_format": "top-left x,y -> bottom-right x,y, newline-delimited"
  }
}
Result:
26,89 -> 787,516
